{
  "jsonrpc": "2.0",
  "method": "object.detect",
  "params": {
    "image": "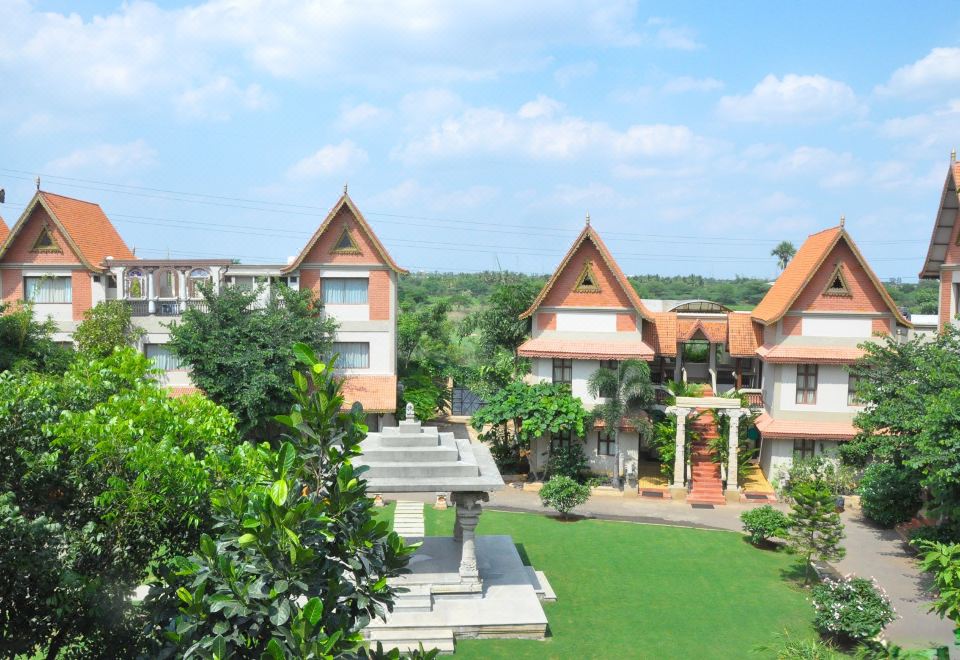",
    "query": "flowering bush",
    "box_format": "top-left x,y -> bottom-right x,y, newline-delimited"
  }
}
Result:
811,576 -> 895,643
